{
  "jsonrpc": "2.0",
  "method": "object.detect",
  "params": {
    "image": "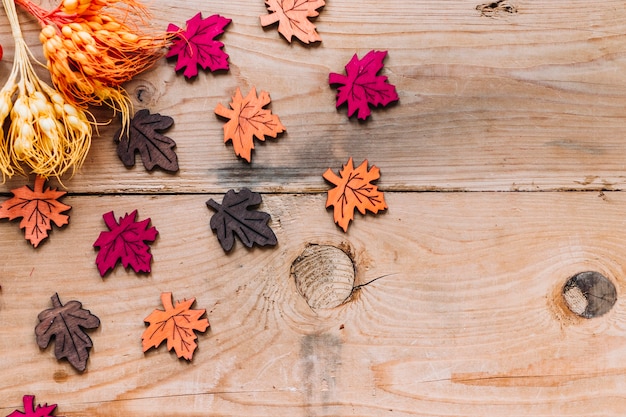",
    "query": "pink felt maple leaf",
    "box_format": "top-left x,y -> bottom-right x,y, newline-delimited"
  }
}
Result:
329,50 -> 399,120
93,210 -> 158,277
166,12 -> 232,78
7,395 -> 62,417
